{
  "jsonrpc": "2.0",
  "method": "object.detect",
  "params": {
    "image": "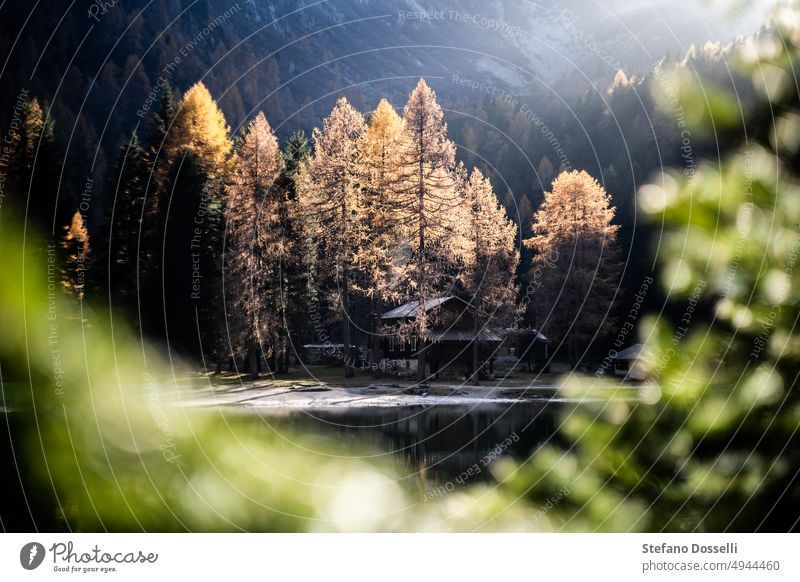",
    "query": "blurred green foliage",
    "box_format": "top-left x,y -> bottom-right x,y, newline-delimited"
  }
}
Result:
497,7 -> 800,532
